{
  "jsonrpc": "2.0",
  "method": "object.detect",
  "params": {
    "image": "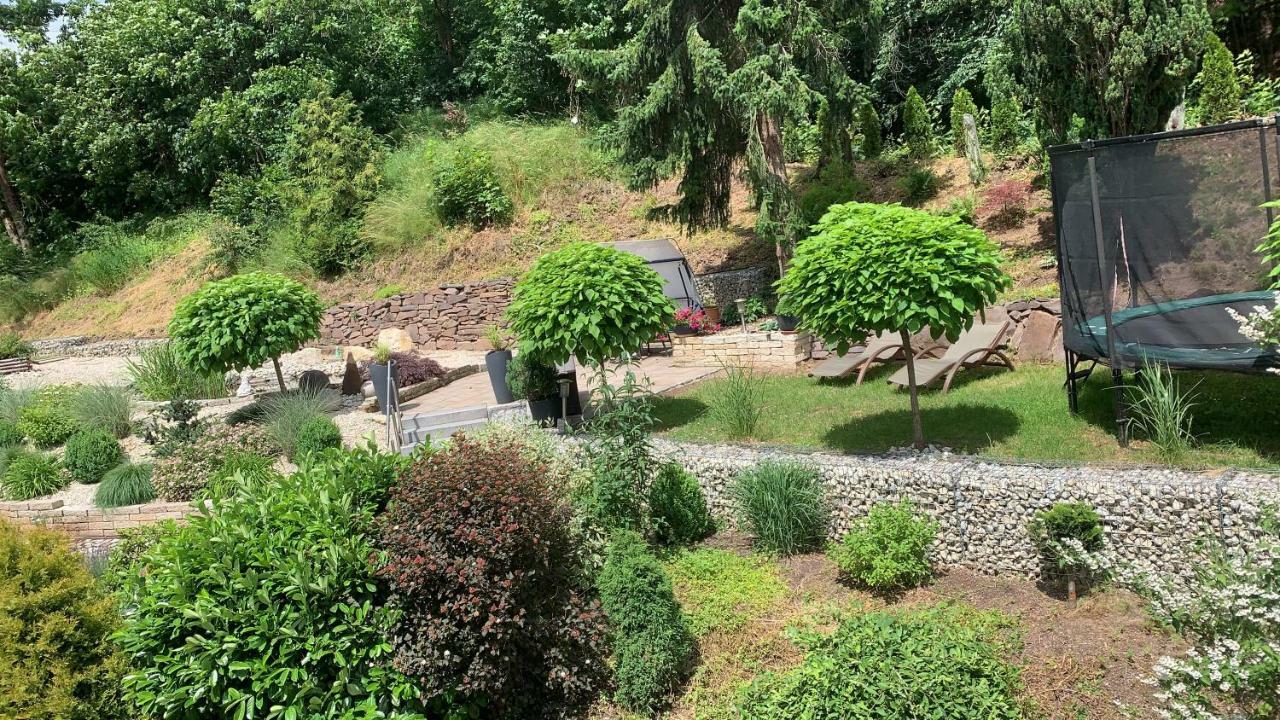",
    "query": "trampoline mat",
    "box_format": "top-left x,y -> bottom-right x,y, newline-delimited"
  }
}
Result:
1064,291 -> 1280,370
